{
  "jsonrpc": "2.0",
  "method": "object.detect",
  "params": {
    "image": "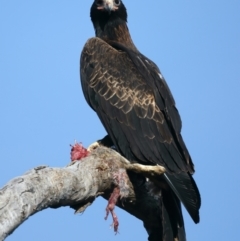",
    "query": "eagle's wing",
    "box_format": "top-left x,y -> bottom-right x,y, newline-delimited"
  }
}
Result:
80,37 -> 200,223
